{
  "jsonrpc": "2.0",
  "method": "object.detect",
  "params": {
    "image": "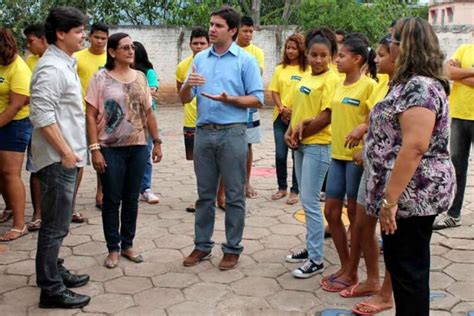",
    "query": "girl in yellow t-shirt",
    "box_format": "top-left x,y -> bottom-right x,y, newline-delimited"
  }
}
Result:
0,28 -> 33,241
320,34 -> 377,291
269,33 -> 310,205
283,28 -> 340,278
